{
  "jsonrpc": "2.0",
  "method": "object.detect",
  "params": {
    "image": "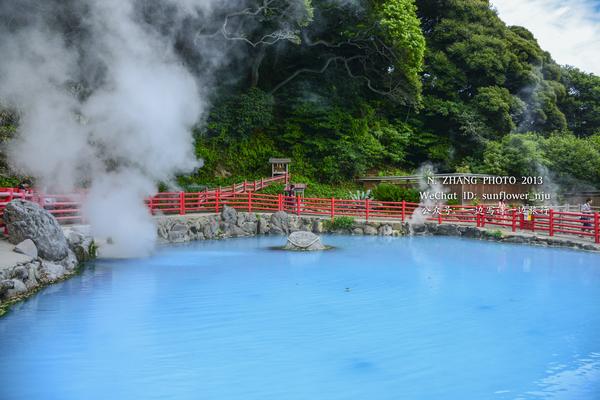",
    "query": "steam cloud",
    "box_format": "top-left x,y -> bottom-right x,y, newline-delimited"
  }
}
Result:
0,0 -> 222,257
